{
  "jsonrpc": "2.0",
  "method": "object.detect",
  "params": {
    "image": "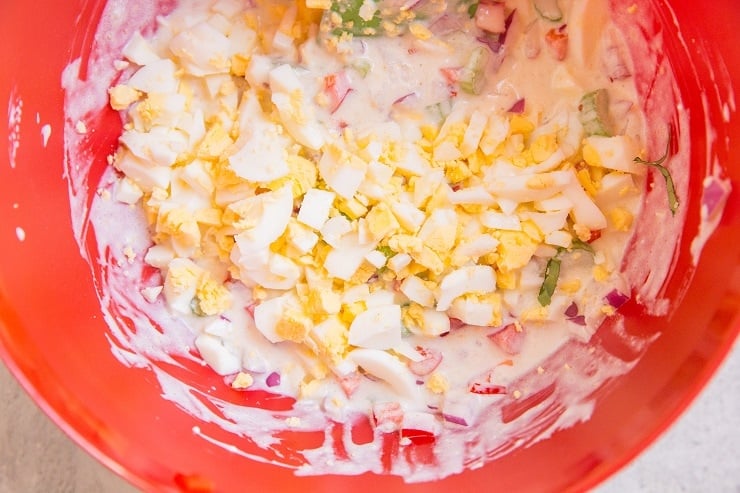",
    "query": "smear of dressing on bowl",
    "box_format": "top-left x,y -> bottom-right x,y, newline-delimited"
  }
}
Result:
60,0 -> 729,482
7,86 -> 23,170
